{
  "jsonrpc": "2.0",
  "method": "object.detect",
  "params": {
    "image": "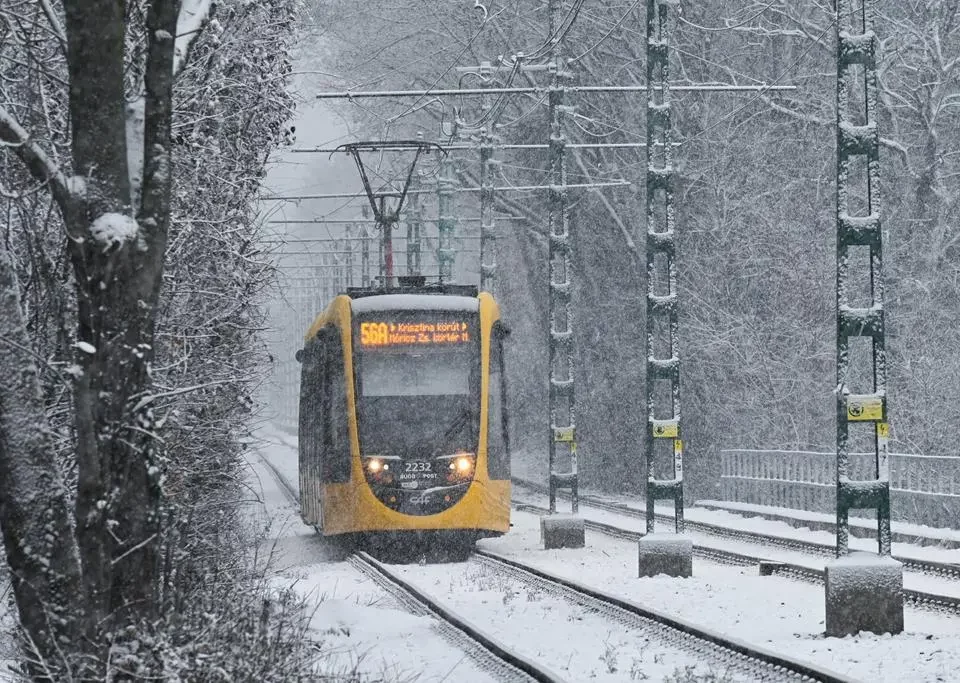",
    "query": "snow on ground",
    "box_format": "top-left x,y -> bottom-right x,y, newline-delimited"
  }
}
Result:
244,447 -> 337,571
289,562 -> 495,682
513,486 -> 960,600
478,509 -> 960,683
697,499 -> 960,547
255,422 -> 300,490
391,559 -> 749,682
247,432 -> 496,682
261,431 -> 960,681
